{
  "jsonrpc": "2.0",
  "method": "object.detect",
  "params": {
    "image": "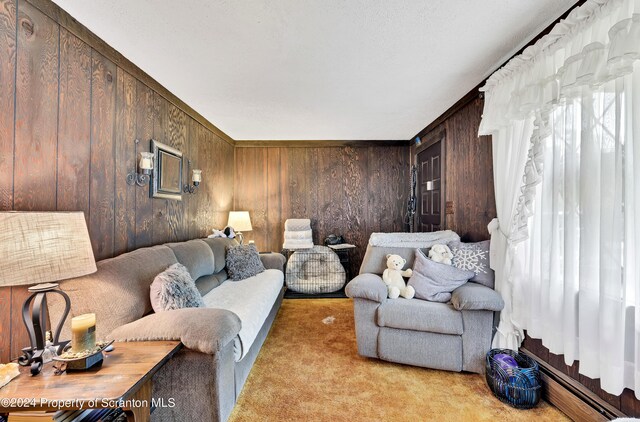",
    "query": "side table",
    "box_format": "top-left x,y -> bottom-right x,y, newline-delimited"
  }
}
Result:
0,341 -> 181,422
